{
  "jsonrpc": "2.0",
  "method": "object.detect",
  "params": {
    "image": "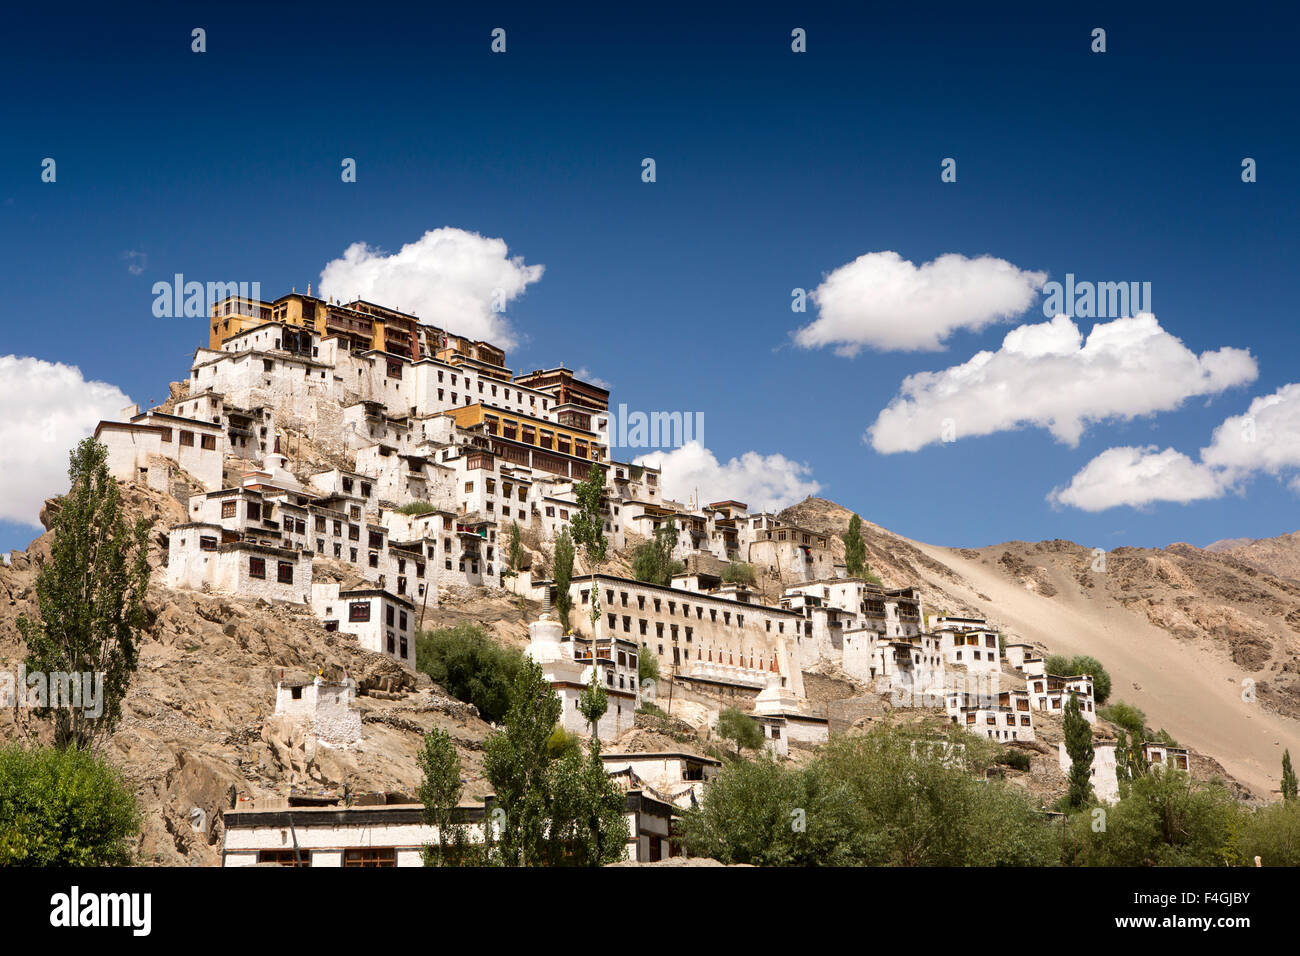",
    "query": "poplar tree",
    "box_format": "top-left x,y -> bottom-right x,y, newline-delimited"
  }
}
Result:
578,667 -> 609,741
1282,749 -> 1297,802
553,529 -> 575,633
418,728 -> 467,865
483,657 -> 563,866
1063,694 -> 1095,809
843,514 -> 867,578
569,465 -> 607,566
17,438 -> 151,750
